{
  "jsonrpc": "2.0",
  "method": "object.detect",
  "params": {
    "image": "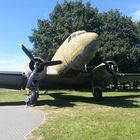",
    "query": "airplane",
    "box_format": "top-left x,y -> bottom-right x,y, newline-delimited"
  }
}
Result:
0,30 -> 140,105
